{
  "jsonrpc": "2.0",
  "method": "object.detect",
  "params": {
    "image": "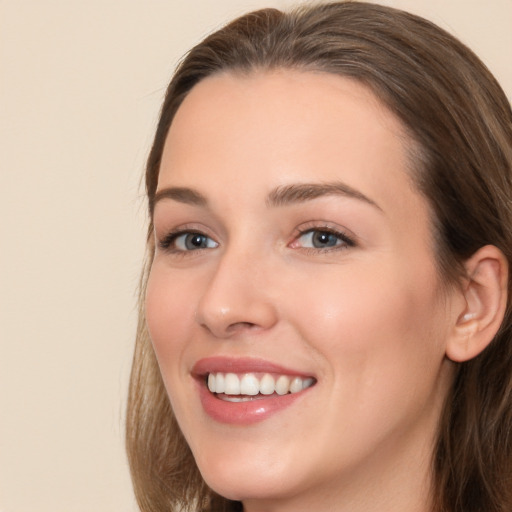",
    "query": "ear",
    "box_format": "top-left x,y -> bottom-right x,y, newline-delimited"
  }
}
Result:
446,245 -> 508,363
